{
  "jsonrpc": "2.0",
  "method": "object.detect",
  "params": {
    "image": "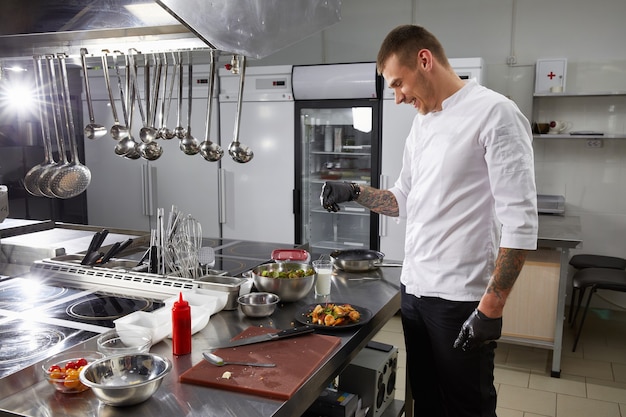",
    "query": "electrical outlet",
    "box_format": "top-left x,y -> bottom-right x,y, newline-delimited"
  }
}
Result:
586,139 -> 603,148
